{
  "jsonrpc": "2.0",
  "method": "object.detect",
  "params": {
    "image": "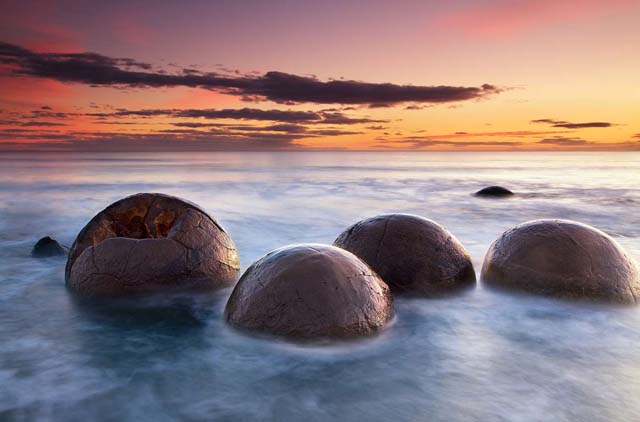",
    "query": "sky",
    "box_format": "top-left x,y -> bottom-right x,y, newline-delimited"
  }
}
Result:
0,0 -> 639,152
